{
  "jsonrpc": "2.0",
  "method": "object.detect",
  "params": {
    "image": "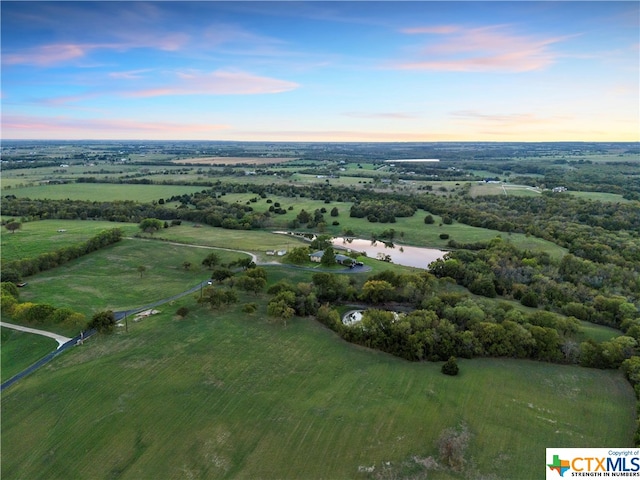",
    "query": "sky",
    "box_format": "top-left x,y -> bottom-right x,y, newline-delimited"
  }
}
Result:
1,1 -> 639,142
